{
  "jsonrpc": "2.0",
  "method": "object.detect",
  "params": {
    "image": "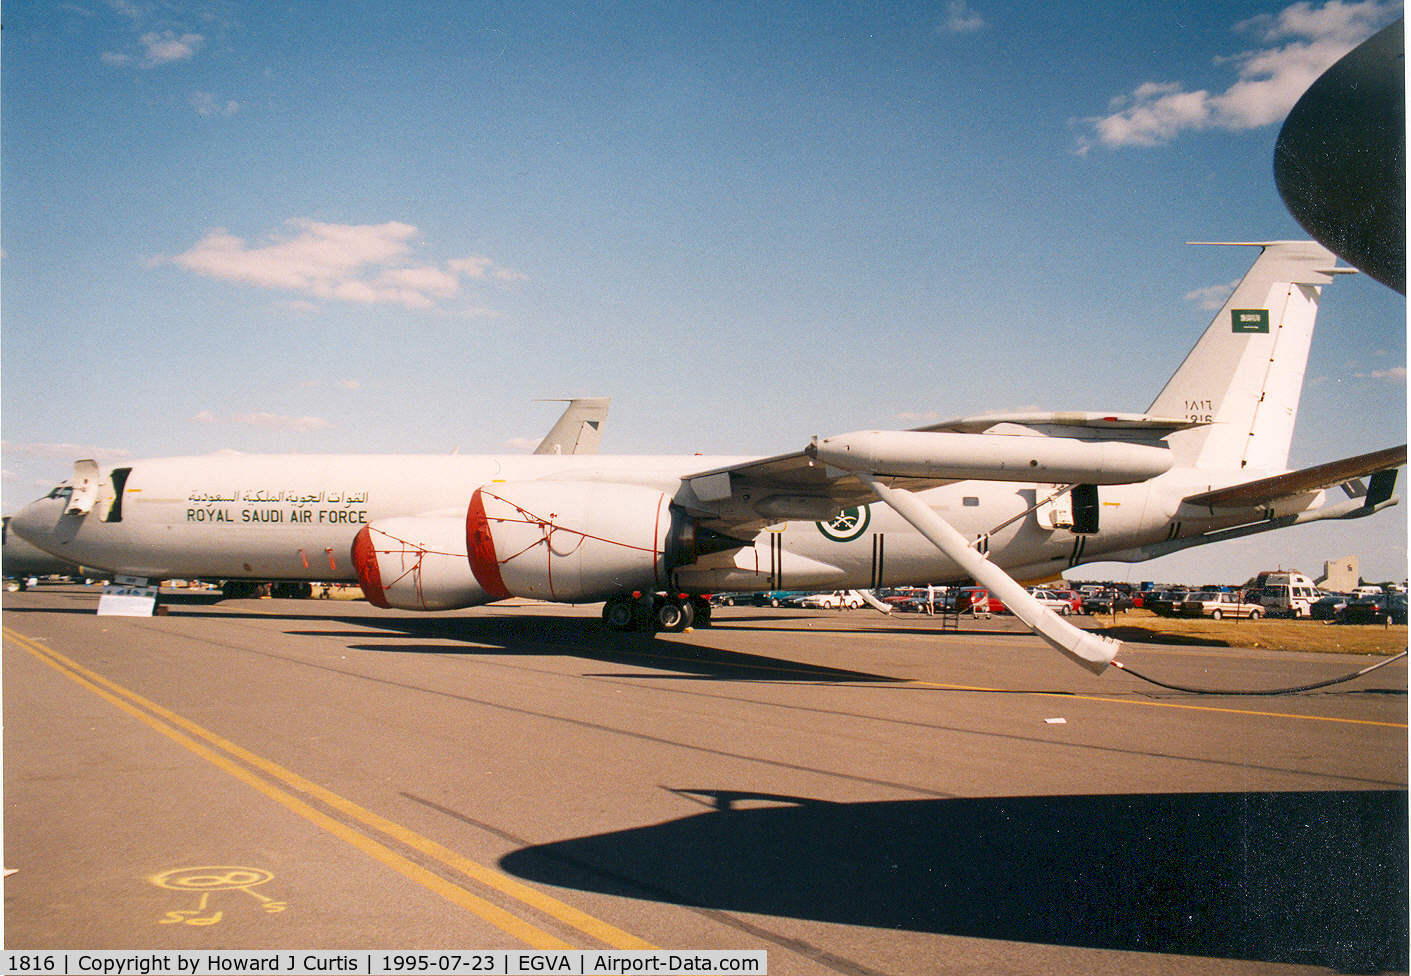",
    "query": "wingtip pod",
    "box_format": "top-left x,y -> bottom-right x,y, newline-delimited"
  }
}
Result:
813,430 -> 1173,485
1064,631 -> 1122,676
